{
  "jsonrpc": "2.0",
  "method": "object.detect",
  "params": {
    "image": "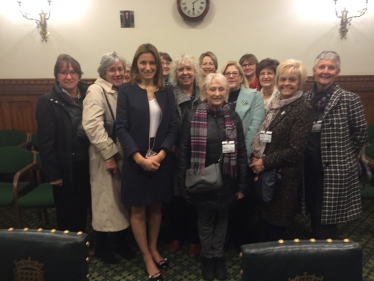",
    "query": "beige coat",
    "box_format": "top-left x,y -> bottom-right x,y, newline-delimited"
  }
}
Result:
82,78 -> 130,232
